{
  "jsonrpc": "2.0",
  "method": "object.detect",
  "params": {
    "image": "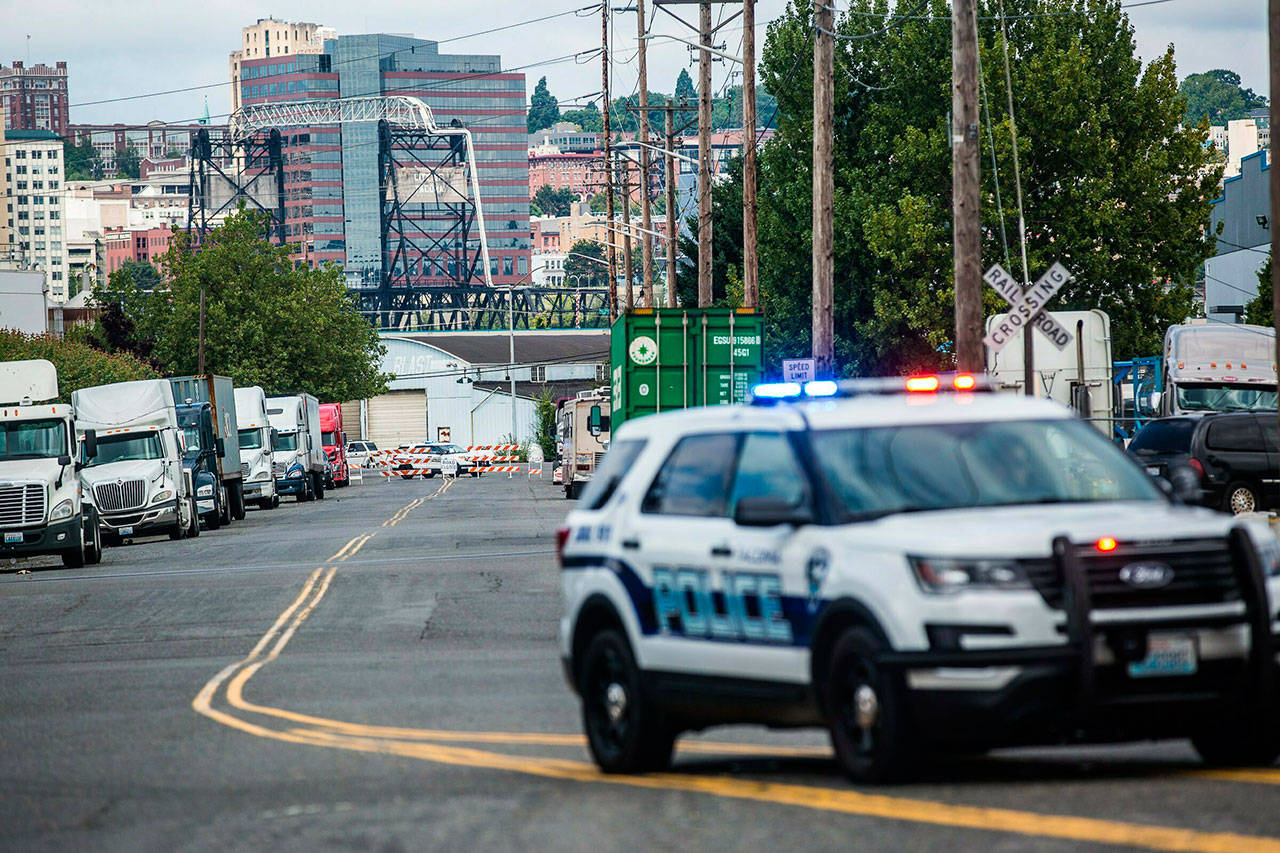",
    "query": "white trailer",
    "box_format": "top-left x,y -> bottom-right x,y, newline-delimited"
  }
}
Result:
266,393 -> 326,501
